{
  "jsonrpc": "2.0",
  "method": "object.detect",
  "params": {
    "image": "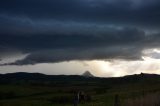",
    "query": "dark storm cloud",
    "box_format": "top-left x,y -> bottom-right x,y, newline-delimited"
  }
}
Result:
0,0 -> 160,27
3,46 -> 143,65
3,30 -> 160,65
0,26 -> 154,65
0,27 -> 145,52
1,0 -> 160,65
